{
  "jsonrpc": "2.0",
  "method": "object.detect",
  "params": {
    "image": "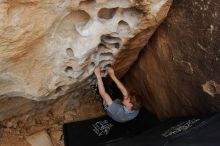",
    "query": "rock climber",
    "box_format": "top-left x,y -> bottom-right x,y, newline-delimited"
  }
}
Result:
94,66 -> 141,123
